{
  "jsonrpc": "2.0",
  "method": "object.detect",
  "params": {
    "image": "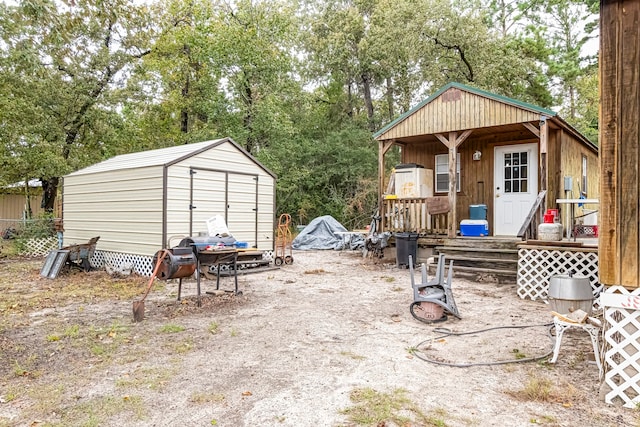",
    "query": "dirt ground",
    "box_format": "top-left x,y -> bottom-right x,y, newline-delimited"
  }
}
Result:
0,249 -> 638,427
